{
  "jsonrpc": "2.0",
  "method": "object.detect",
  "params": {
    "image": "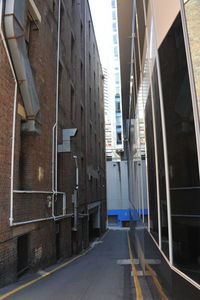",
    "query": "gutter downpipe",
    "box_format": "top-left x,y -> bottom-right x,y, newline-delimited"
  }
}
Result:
51,0 -> 61,219
73,156 -> 79,231
84,0 -> 88,220
52,0 -> 66,219
51,0 -> 68,219
0,0 -> 18,227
